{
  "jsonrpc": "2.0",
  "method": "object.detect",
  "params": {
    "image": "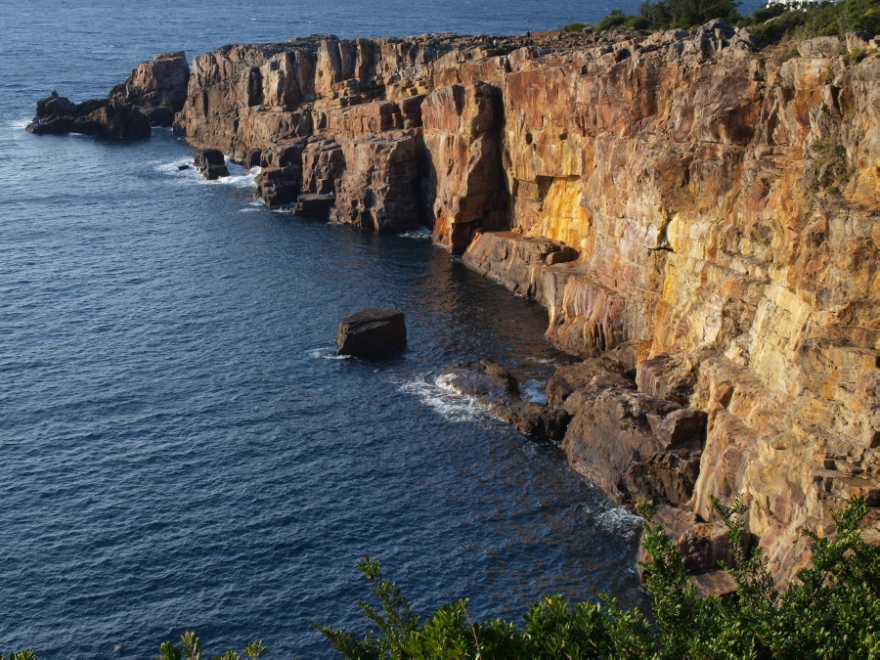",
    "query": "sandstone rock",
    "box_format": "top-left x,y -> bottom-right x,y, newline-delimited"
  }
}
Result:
689,569 -> 737,598
256,164 -> 302,206
422,82 -> 507,253
441,359 -> 519,404
90,31 -> 880,583
561,386 -> 705,506
337,308 -> 407,356
637,504 -> 747,572
331,134 -> 420,231
498,402 -> 571,441
194,149 -> 229,180
109,51 -> 190,126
